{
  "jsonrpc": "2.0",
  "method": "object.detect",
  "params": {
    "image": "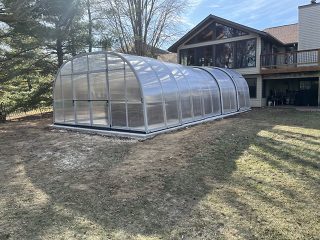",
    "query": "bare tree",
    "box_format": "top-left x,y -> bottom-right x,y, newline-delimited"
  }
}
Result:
99,0 -> 188,57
